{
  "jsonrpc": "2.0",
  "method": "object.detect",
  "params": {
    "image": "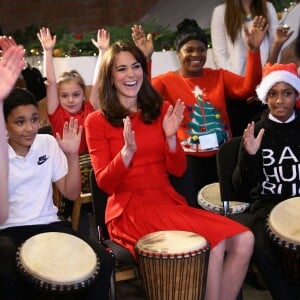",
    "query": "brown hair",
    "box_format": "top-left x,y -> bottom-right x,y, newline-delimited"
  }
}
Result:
98,40 -> 163,127
225,0 -> 268,43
